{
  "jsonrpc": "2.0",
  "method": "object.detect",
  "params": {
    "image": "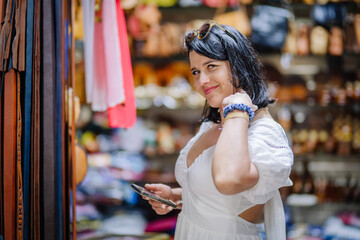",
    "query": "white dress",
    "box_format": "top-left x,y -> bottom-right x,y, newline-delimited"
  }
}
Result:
174,118 -> 294,240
